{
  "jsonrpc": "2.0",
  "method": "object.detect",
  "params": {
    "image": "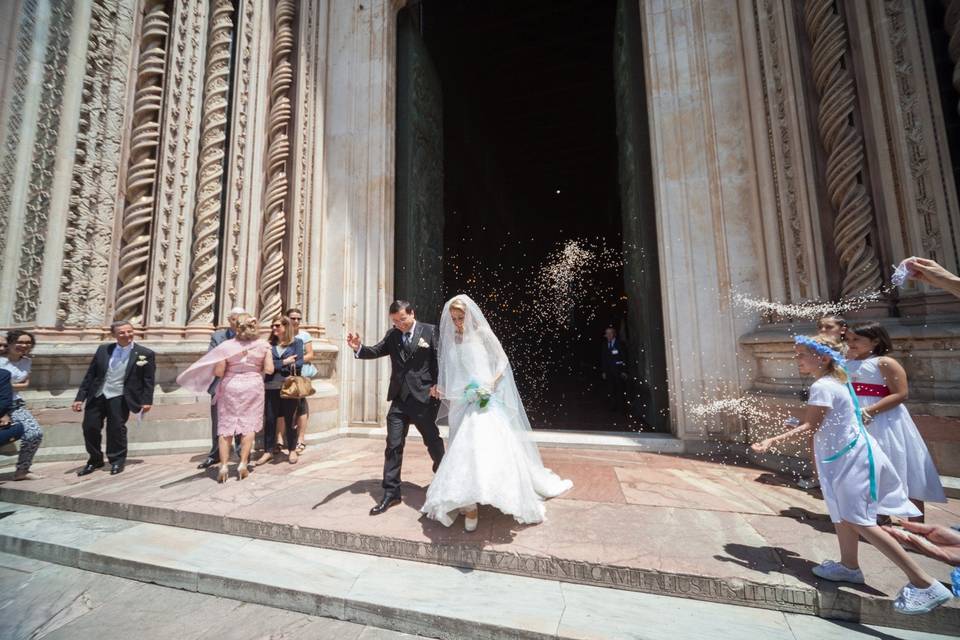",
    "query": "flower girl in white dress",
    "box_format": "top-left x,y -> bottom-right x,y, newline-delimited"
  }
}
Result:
421,295 -> 572,531
752,335 -> 951,615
